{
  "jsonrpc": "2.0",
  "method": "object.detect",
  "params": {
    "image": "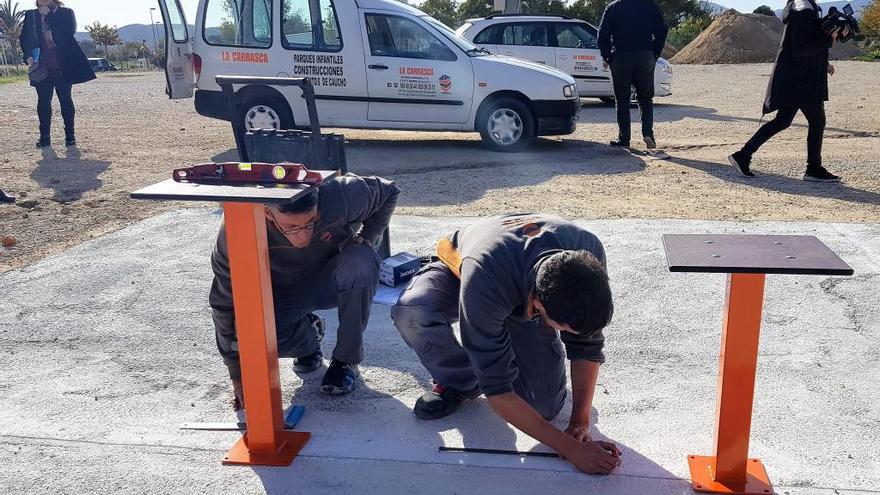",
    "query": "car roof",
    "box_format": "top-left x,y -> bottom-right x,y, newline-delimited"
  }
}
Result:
466,14 -> 585,23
